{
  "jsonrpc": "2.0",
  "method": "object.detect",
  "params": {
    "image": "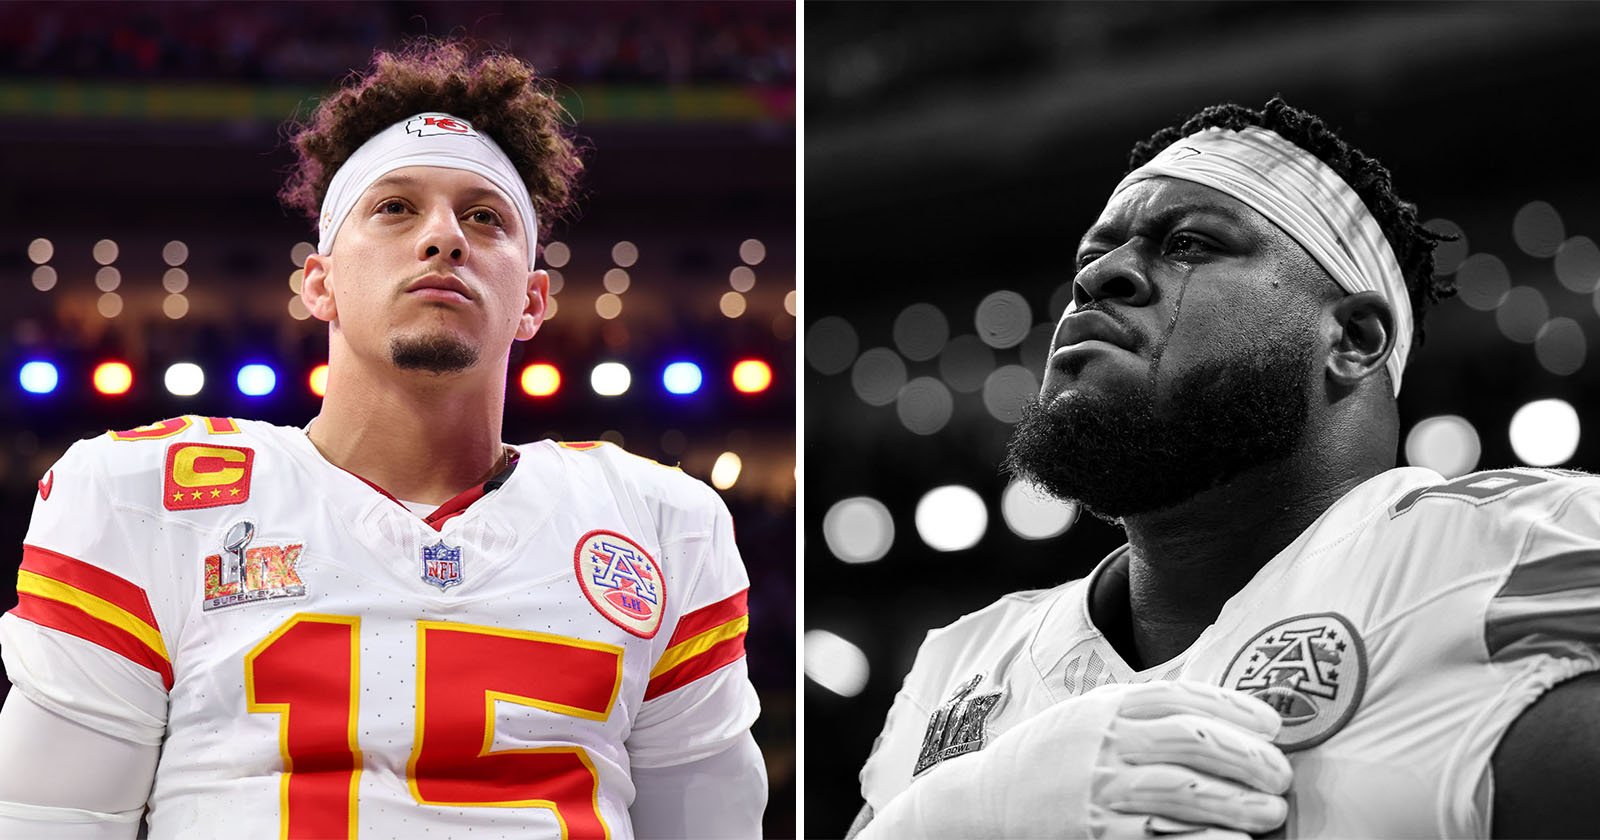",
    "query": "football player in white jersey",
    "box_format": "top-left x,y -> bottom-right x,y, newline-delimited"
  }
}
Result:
851,98 -> 1600,838
0,40 -> 766,839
